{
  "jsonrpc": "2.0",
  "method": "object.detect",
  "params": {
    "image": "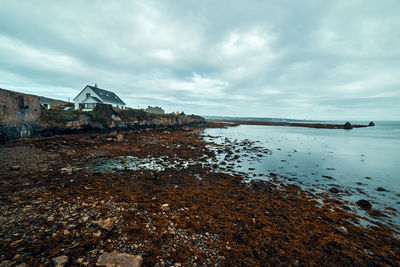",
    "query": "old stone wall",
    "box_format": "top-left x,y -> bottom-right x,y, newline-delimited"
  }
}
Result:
0,88 -> 42,140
